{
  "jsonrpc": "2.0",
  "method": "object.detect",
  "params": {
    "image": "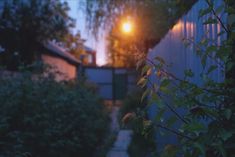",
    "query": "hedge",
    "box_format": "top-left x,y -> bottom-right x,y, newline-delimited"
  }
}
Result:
0,73 -> 109,157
